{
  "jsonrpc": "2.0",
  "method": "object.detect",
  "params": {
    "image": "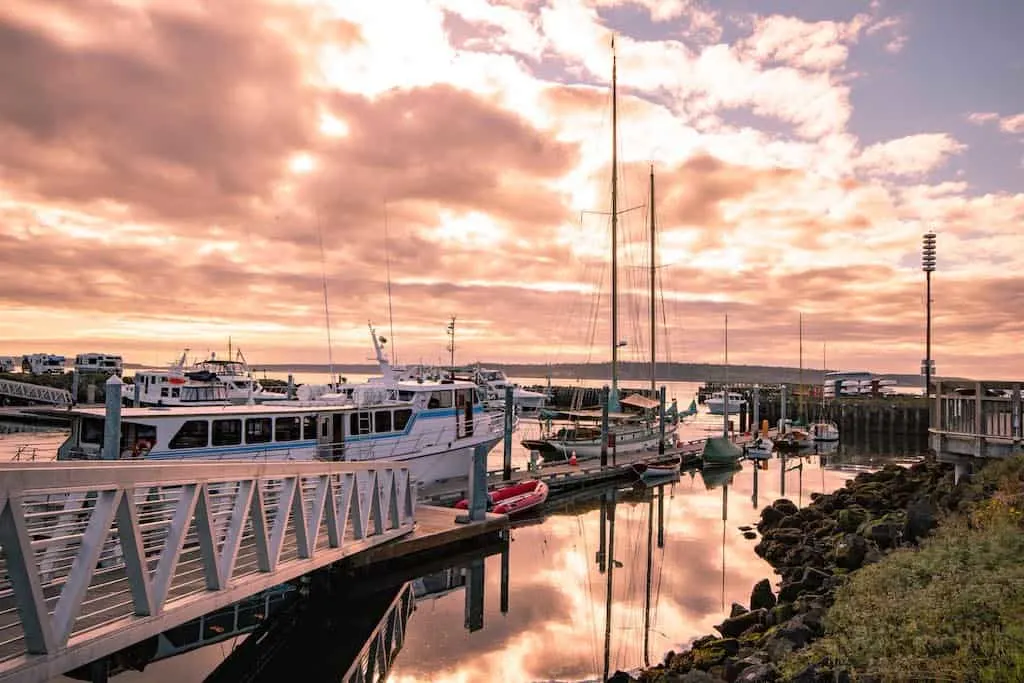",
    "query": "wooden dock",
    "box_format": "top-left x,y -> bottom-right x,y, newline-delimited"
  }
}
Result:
340,505 -> 508,568
420,431 -> 772,506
